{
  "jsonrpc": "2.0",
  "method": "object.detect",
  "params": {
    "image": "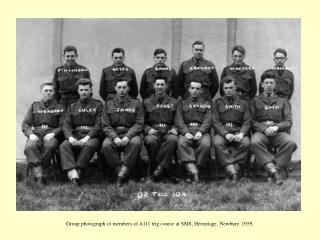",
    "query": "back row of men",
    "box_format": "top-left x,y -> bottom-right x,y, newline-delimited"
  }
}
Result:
22,66 -> 296,187
53,41 -> 294,109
